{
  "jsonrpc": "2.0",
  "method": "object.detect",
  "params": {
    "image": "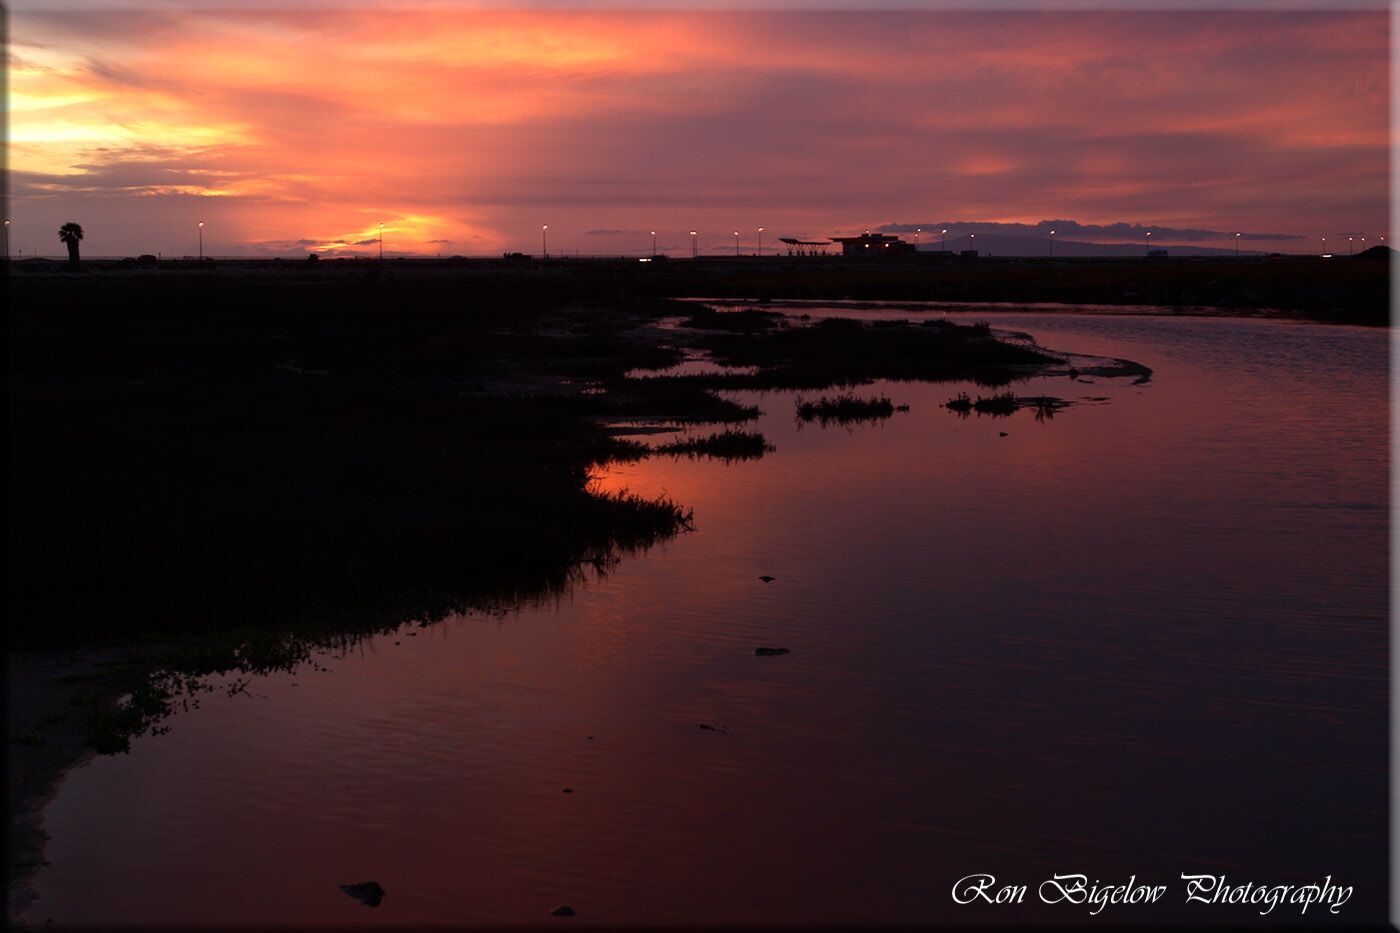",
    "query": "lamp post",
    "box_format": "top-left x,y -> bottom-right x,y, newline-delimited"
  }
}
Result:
1145,231 -> 1152,256
690,231 -> 698,259
1049,229 -> 1055,258
734,231 -> 740,257
1348,236 -> 1353,255
757,227 -> 763,257
1322,236 -> 1327,255
941,228 -> 947,252
915,227 -> 921,250
4,220 -> 9,261
1235,232 -> 1240,257
378,223 -> 384,260
651,230 -> 657,257
542,224 -> 548,258
198,221 -> 204,260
